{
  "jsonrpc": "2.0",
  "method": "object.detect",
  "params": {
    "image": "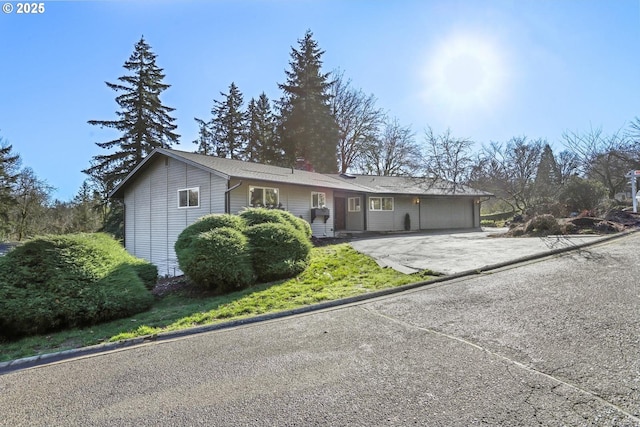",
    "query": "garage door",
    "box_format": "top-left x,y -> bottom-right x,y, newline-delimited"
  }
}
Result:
420,198 -> 474,229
